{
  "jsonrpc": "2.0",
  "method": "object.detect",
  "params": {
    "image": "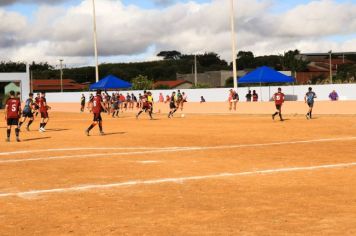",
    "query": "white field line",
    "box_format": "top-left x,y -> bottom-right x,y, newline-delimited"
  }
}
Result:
0,147 -> 182,156
0,162 -> 356,198
0,137 -> 355,164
